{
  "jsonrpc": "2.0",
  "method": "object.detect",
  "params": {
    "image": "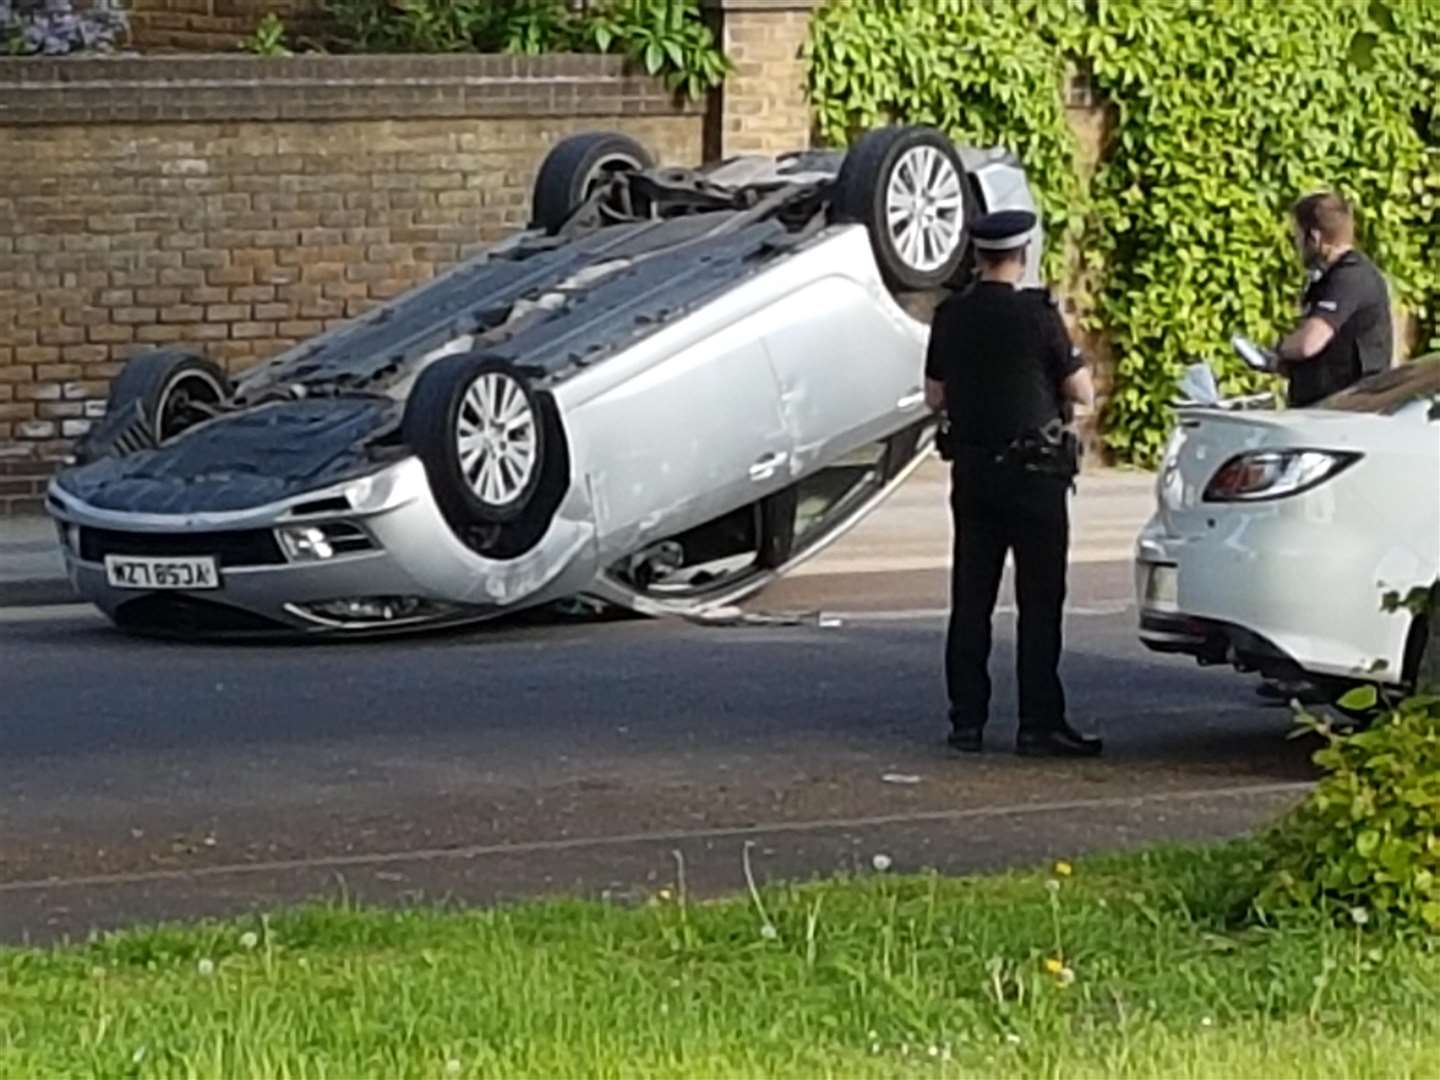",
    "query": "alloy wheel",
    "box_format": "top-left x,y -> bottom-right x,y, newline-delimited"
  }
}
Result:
886,145 -> 966,272
456,371 -> 538,507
